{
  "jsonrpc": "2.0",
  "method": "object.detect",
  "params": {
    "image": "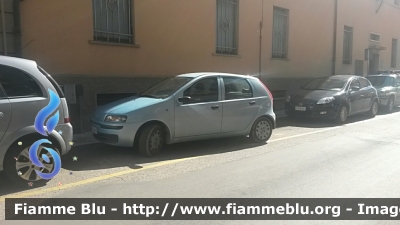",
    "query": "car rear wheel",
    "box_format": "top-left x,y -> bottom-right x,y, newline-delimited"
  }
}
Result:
386,96 -> 394,113
4,142 -> 57,186
368,100 -> 379,118
249,117 -> 273,143
138,124 -> 165,157
335,105 -> 348,123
